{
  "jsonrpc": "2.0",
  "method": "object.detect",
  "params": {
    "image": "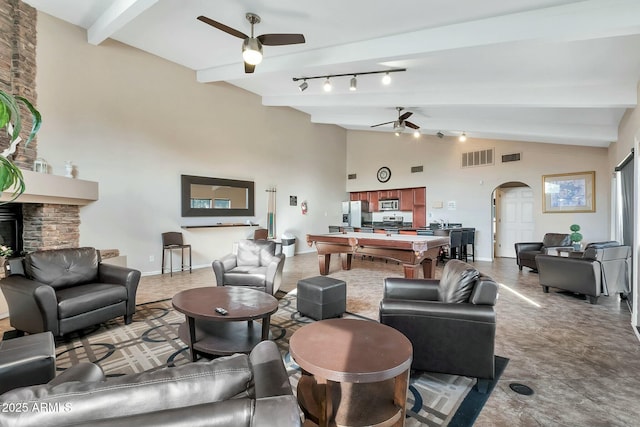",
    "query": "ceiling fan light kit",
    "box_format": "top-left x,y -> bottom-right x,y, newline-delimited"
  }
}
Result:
382,72 -> 392,85
197,12 -> 305,73
459,132 -> 467,142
